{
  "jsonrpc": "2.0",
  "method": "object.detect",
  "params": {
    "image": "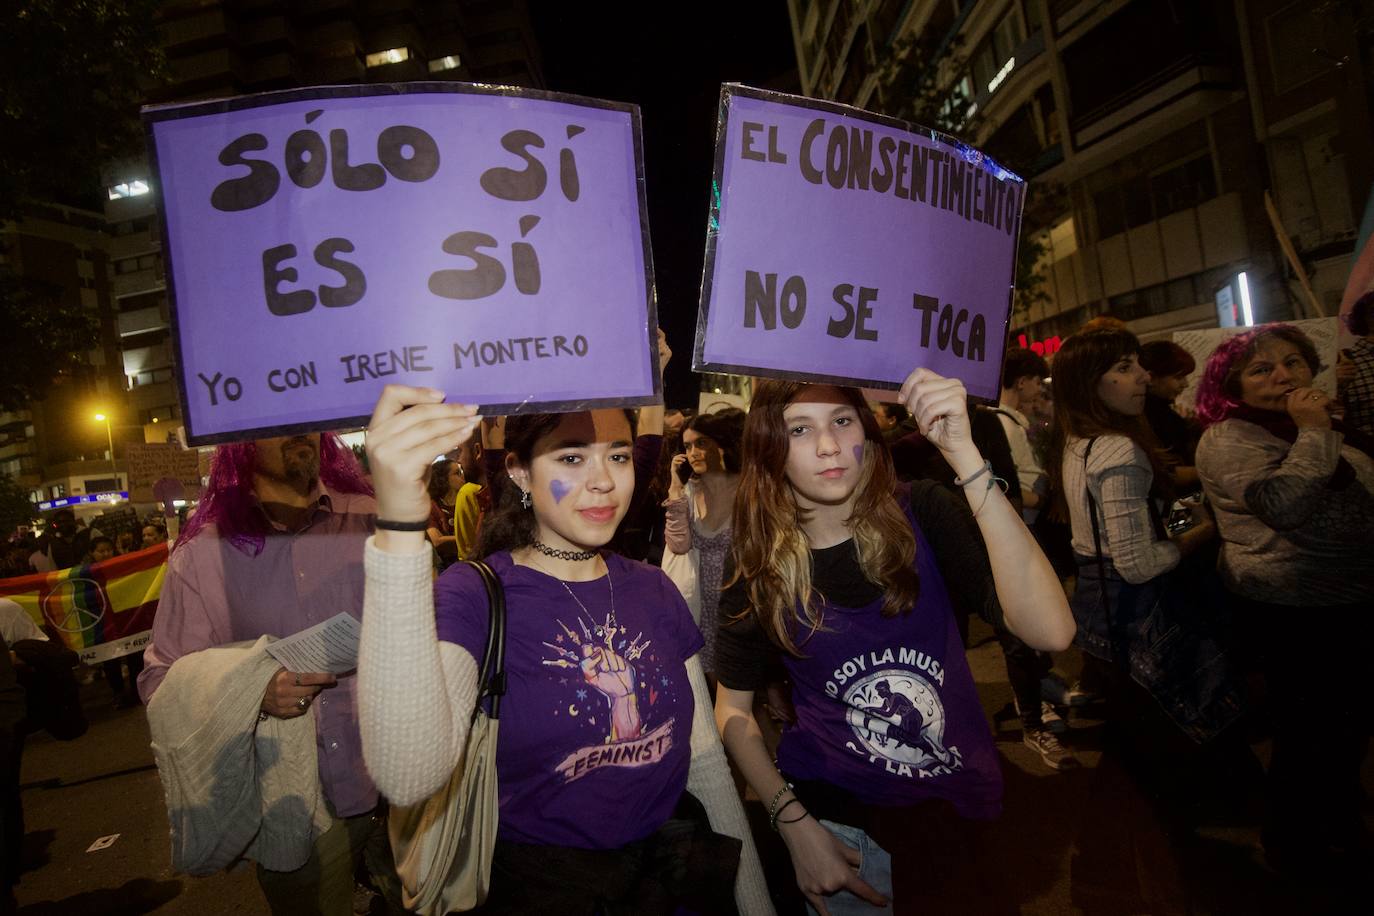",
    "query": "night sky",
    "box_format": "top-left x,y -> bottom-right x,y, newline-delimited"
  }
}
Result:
530,2 -> 798,407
